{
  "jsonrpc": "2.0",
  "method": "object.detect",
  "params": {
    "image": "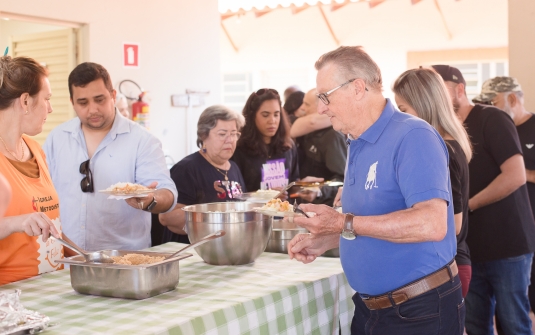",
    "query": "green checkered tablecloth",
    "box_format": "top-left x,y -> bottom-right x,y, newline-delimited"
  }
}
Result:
1,243 -> 355,335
